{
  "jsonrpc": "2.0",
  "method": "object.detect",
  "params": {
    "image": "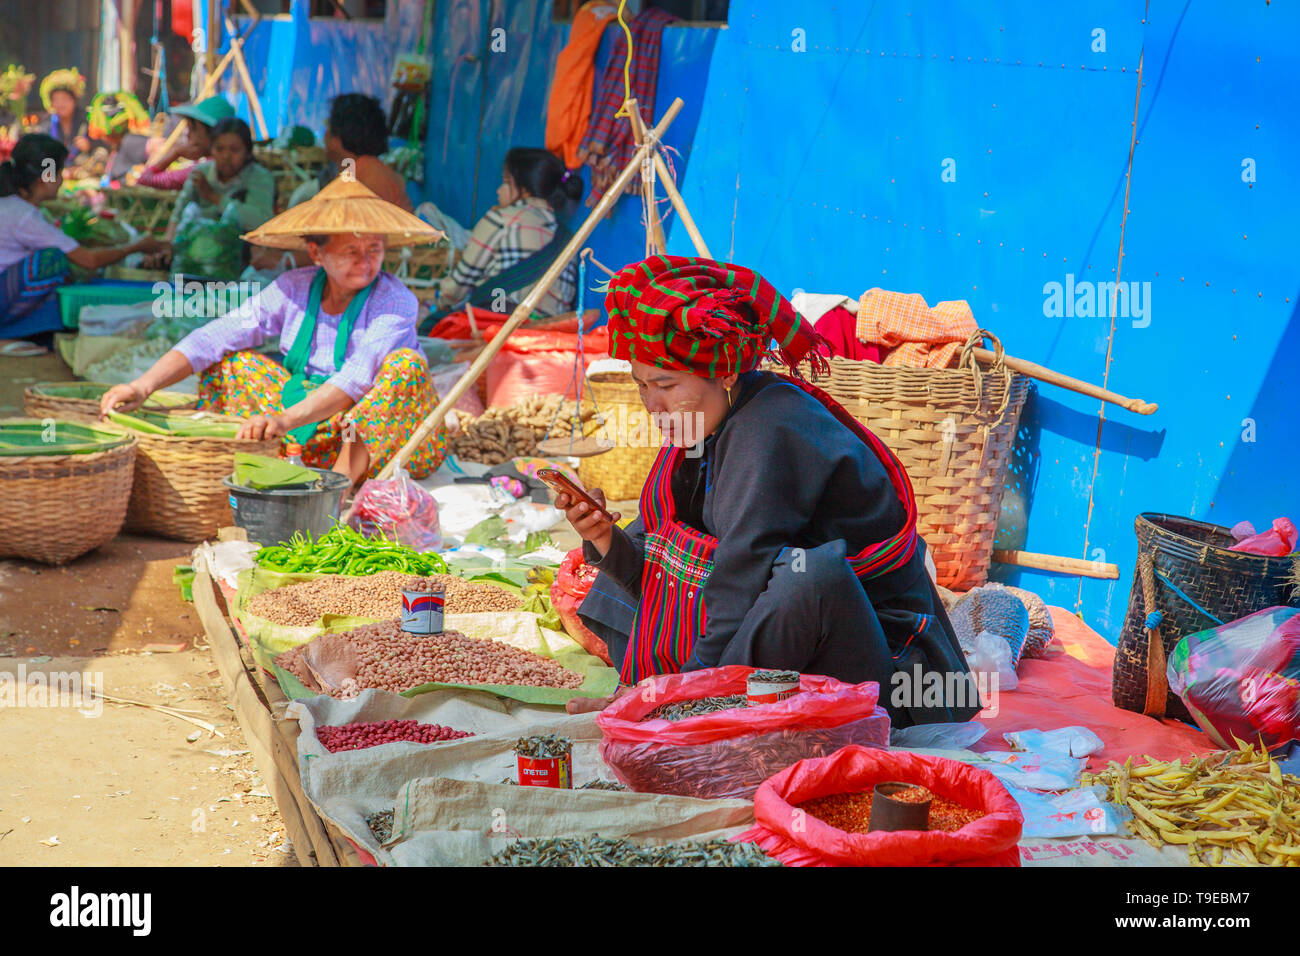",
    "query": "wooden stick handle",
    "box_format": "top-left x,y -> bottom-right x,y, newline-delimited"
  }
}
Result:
992,549 -> 1120,579
376,97 -> 687,480
653,151 -> 711,258
971,346 -> 1157,415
